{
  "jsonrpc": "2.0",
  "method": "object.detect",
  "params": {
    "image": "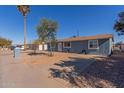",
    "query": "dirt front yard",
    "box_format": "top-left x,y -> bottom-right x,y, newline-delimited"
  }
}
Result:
80,54 -> 124,88
0,50 -> 97,88
0,50 -> 123,88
